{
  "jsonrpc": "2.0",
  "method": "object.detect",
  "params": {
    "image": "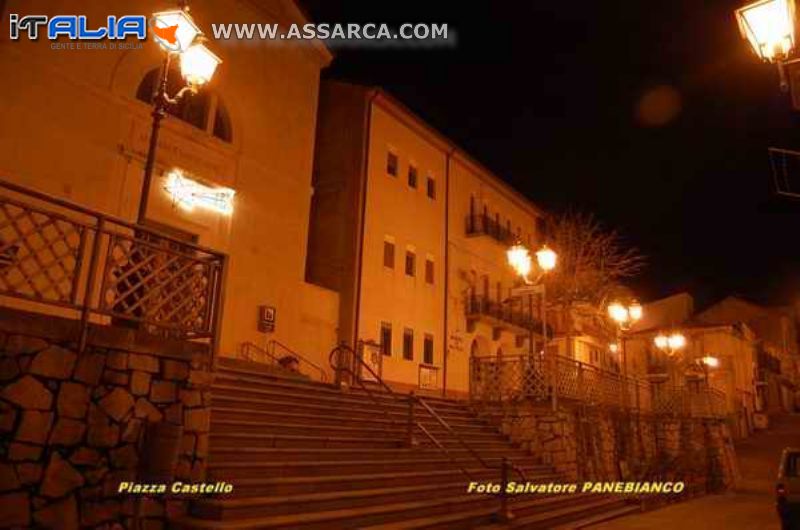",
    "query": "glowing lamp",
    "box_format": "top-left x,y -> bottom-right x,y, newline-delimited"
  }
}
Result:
164,170 -> 234,215
667,333 -> 686,351
701,355 -> 720,368
152,9 -> 201,53
735,0 -> 796,62
180,43 -> 221,87
654,334 -> 669,350
609,343 -> 620,354
628,301 -> 643,322
536,245 -> 557,272
507,244 -> 532,281
608,302 -> 629,324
